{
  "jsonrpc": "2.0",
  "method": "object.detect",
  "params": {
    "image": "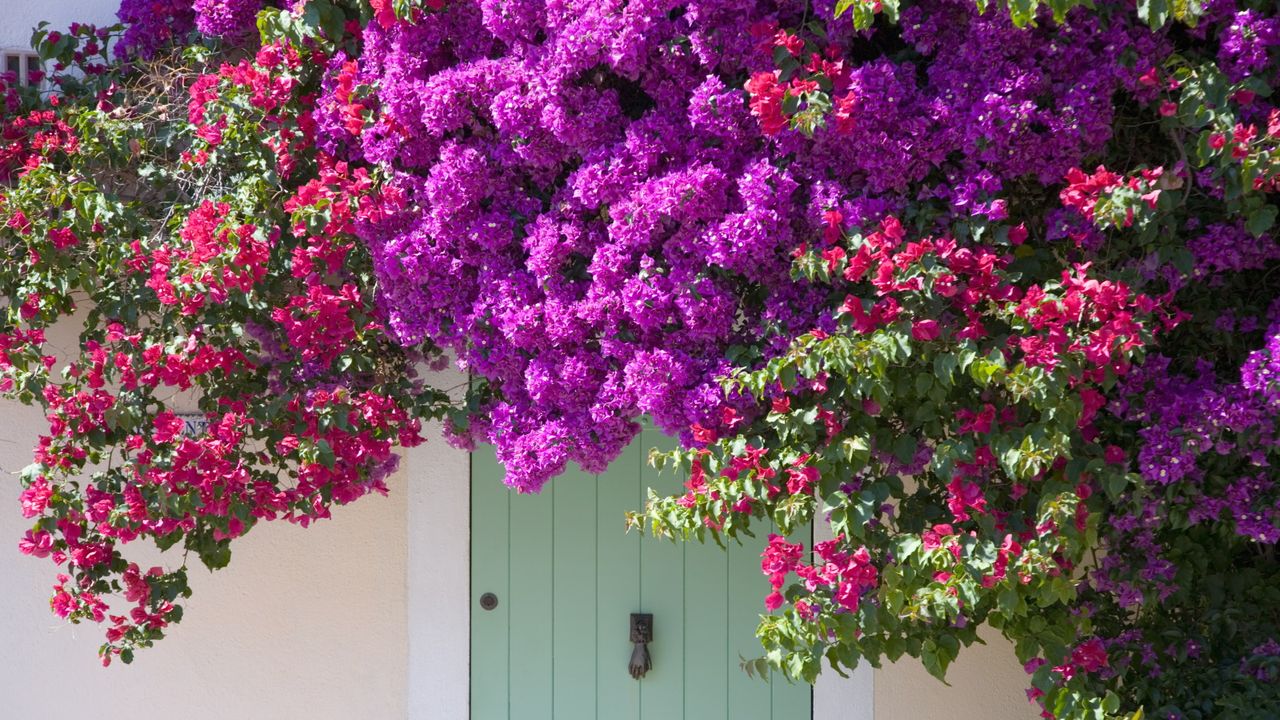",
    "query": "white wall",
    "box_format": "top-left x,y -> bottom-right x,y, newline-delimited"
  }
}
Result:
0,323 -> 414,720
876,630 -> 1038,720
406,369 -> 472,720
814,517 -> 876,720
0,0 -> 119,52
